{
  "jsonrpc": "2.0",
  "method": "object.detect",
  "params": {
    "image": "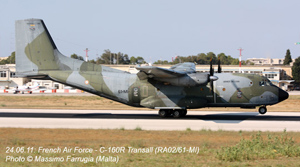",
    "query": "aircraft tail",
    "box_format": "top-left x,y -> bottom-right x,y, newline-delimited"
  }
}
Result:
15,19 -> 68,77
